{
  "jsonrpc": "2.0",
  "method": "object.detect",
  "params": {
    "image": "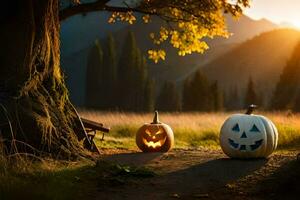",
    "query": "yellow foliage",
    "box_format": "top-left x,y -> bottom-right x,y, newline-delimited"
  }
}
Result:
148,49 -> 166,63
149,32 -> 155,39
142,14 -> 150,23
108,12 -> 136,24
107,0 -> 249,63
